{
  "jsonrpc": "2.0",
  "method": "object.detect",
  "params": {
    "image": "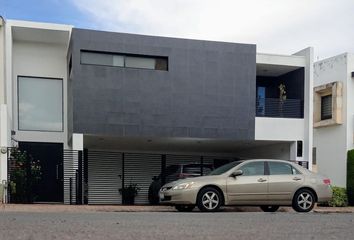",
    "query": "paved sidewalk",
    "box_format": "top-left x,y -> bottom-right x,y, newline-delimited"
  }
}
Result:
0,204 -> 353,213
